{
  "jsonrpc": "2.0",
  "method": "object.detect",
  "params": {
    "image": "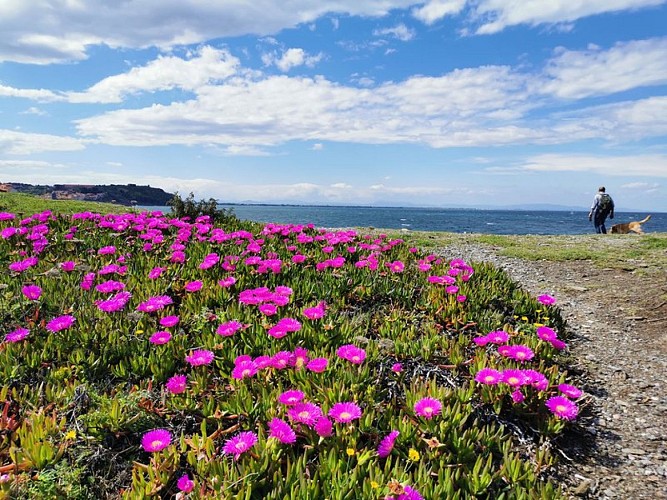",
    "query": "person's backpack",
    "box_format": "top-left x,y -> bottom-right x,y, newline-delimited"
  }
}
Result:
598,193 -> 612,215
